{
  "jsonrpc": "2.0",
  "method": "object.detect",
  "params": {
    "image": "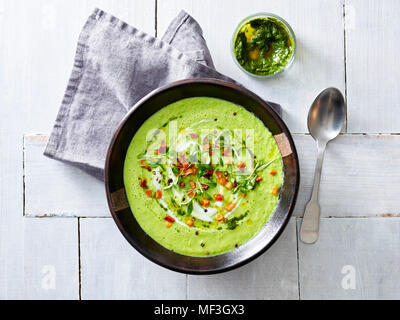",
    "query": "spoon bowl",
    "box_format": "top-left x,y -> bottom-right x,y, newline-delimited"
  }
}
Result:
308,87 -> 346,143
